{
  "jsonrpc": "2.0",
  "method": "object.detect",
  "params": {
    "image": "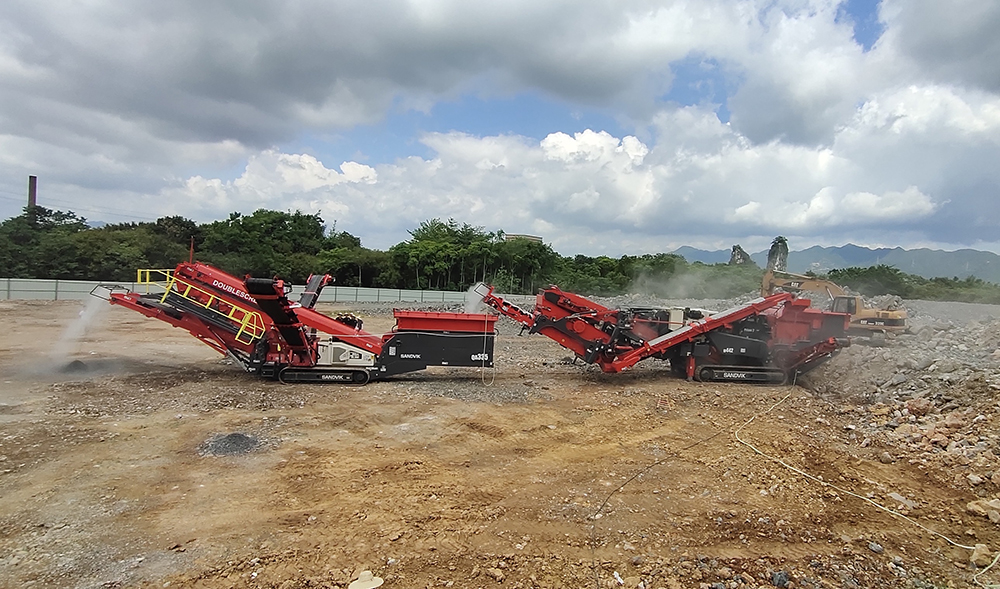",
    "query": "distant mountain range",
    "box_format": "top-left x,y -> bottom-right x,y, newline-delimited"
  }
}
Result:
671,244 -> 1000,283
